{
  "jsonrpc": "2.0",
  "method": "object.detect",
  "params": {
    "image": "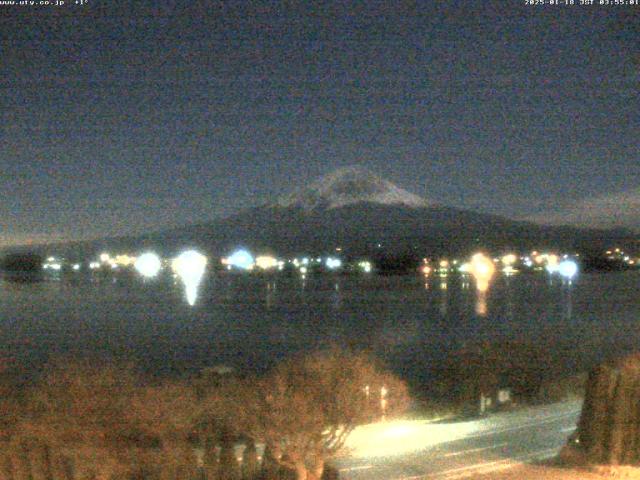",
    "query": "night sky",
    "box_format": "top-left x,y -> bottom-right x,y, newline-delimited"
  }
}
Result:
1,1 -> 638,246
